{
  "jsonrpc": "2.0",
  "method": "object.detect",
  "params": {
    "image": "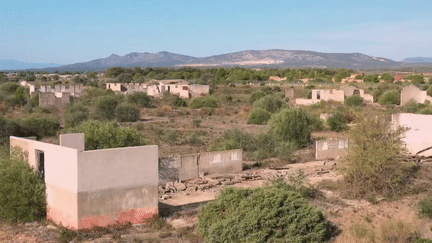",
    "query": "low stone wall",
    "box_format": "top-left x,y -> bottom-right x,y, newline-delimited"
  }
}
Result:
159,149 -> 243,182
315,138 -> 348,160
